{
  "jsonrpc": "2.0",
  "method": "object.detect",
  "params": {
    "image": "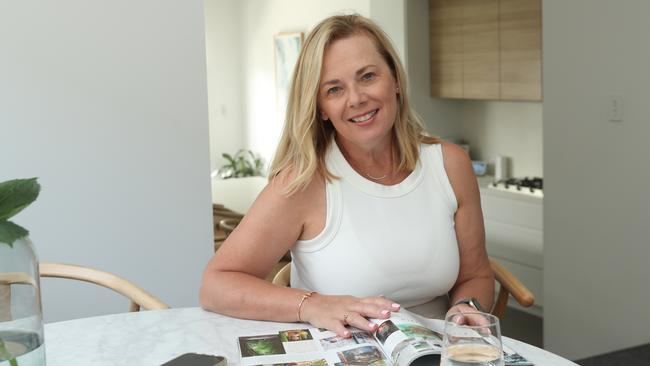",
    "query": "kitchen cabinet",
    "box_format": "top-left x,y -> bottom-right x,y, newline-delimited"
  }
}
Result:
429,0 -> 541,101
461,0 -> 500,99
500,0 -> 542,100
429,0 -> 464,98
477,176 -> 543,316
